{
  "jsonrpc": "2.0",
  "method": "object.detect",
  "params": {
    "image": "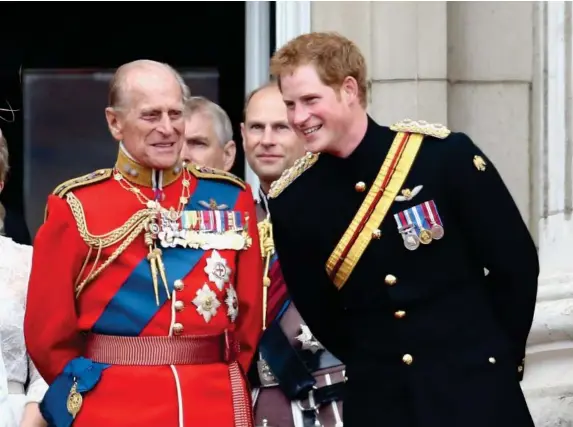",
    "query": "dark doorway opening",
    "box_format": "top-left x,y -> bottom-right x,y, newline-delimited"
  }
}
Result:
0,2 -> 248,239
